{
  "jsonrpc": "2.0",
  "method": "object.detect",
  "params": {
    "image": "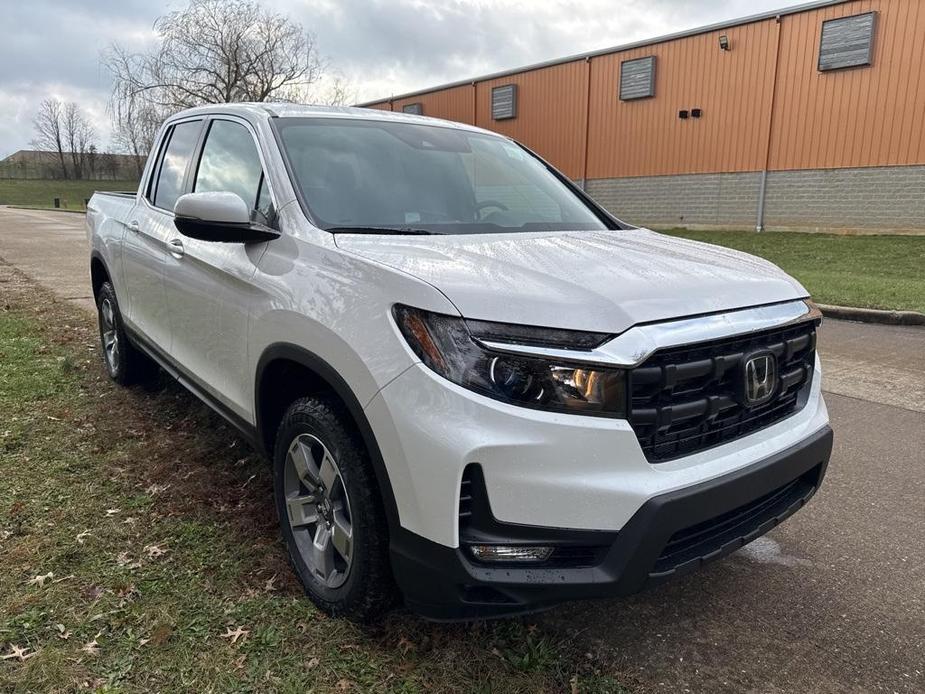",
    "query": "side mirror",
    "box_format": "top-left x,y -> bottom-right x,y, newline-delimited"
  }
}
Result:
173,192 -> 279,243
